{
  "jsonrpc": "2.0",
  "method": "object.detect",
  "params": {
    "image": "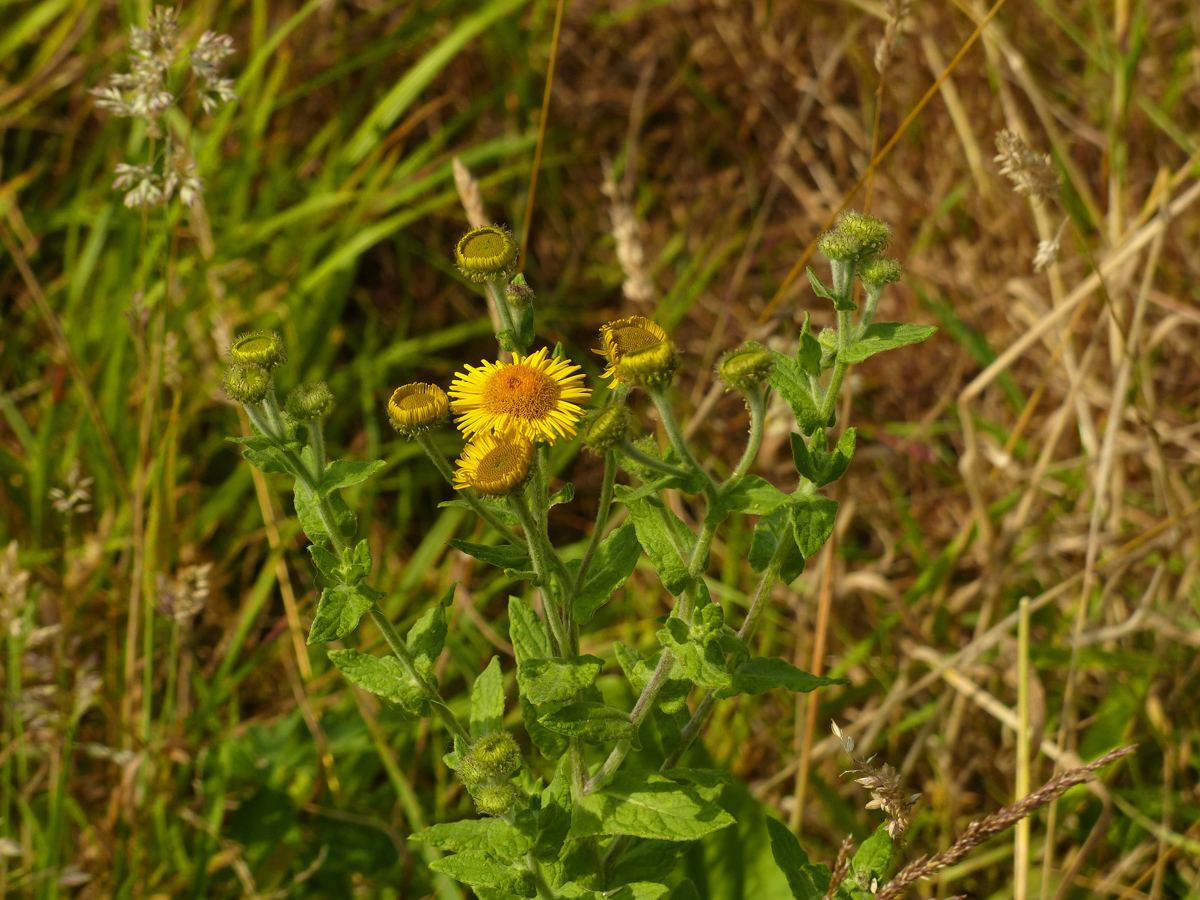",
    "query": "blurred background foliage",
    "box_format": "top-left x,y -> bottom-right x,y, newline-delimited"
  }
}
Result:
1,0 -> 1200,897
